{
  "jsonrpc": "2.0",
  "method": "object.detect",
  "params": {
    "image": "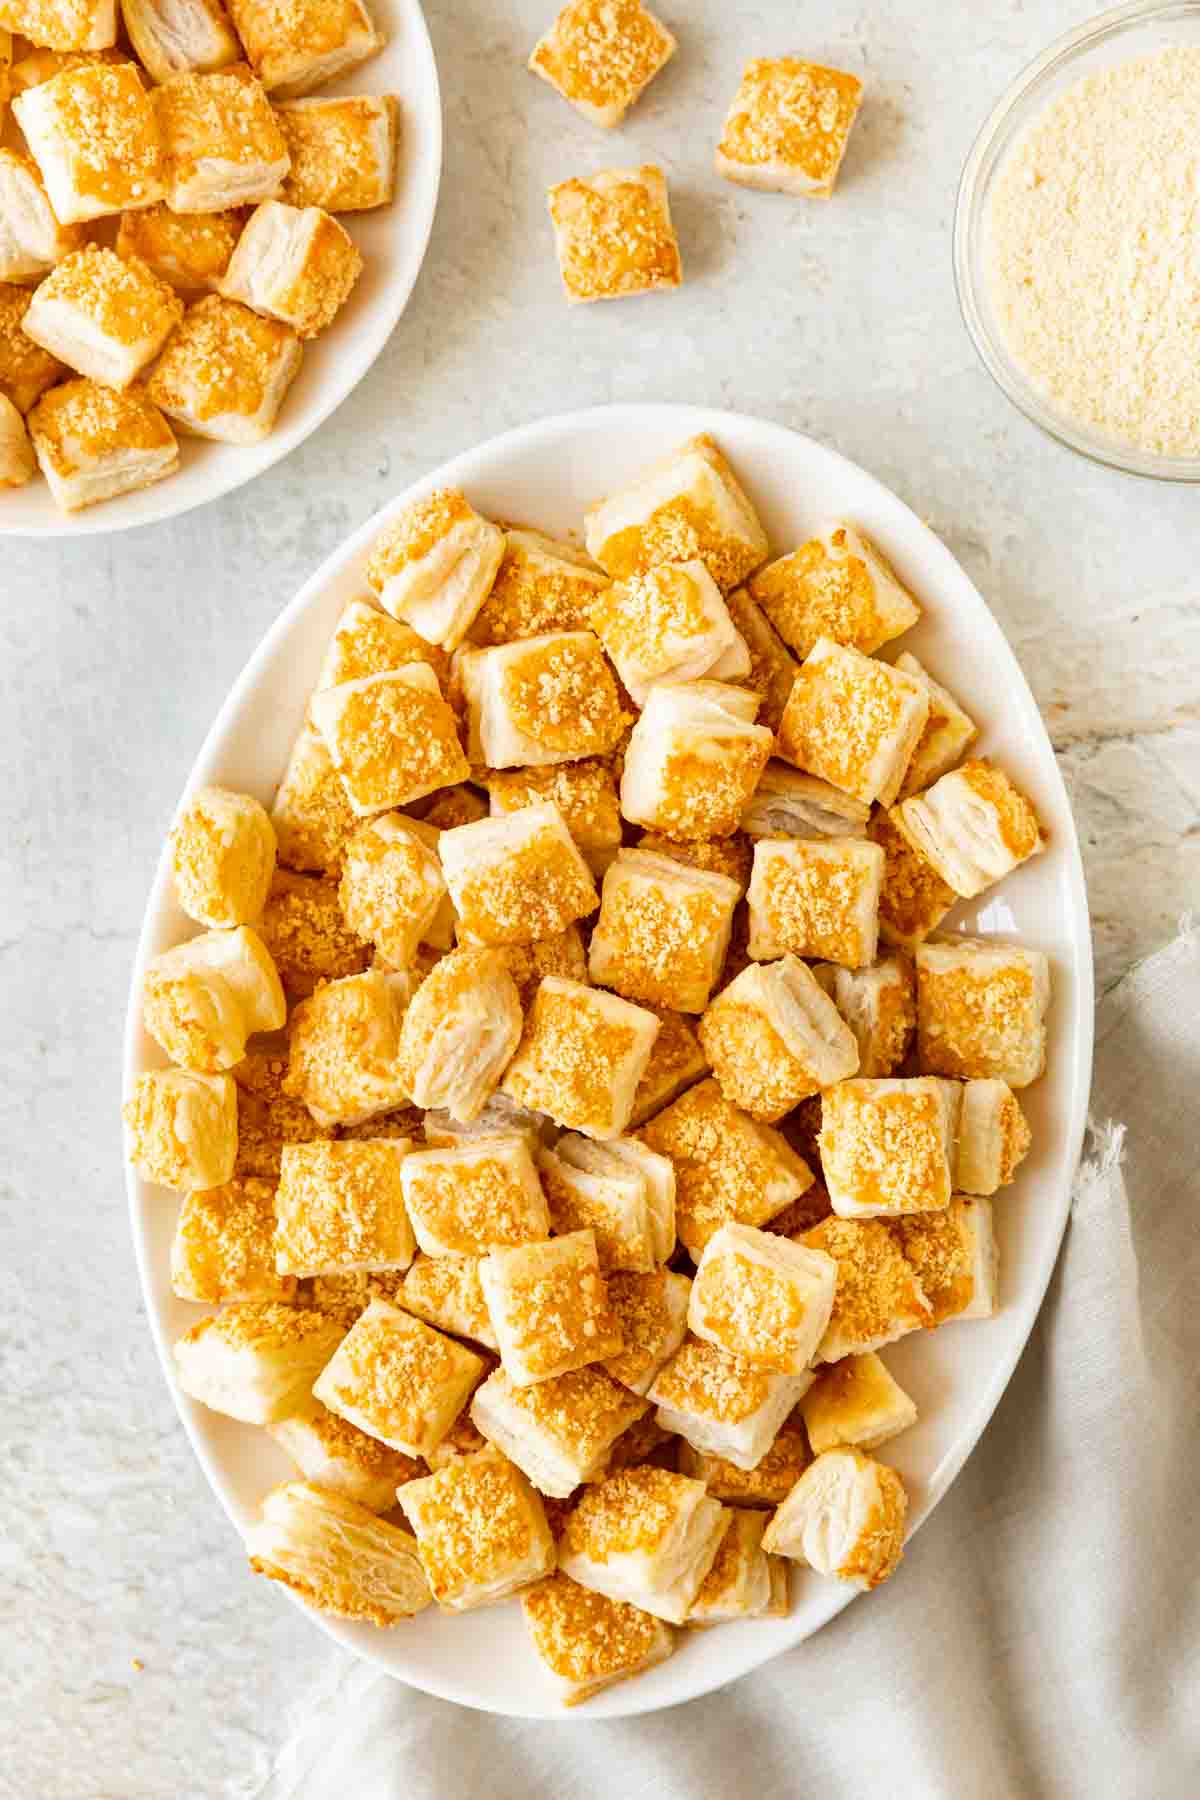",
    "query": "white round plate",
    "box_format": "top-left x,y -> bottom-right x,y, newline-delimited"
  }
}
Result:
4,1 -> 441,538
125,404 -> 1094,1718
